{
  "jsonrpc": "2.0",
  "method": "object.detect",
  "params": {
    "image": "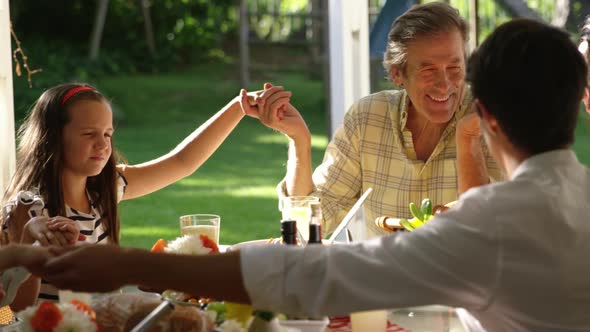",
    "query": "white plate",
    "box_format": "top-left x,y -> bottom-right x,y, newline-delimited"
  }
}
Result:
280,318 -> 329,332
229,239 -> 277,251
